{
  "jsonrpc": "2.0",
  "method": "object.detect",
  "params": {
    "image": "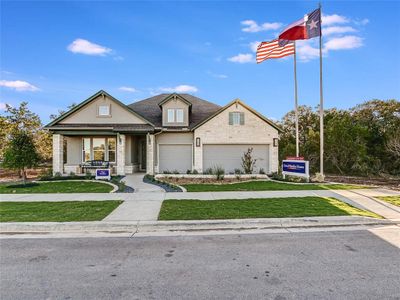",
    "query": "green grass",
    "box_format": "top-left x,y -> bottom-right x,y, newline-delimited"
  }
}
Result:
158,197 -> 380,220
182,181 -> 367,192
0,201 -> 123,222
377,196 -> 400,207
0,181 -> 114,194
